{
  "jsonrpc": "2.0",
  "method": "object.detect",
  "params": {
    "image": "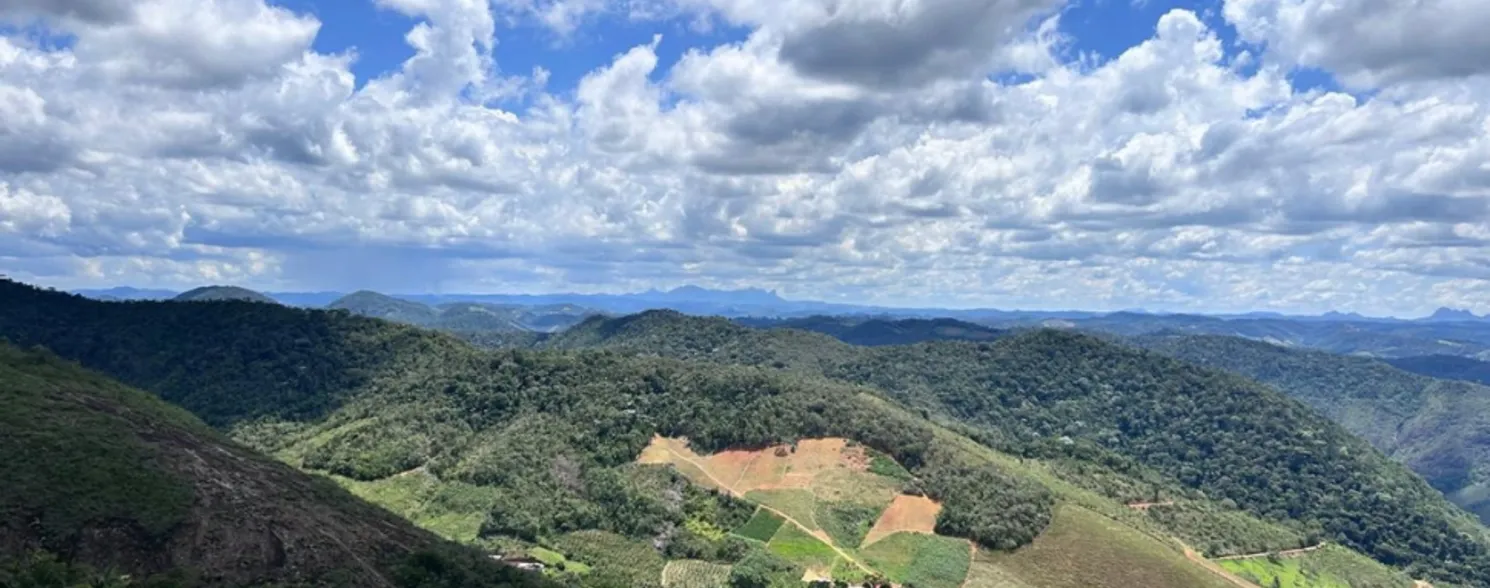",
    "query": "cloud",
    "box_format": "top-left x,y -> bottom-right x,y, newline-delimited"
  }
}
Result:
775,0 -> 1060,88
1224,0 -> 1490,88
0,0 -> 1488,315
0,0 -> 133,24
